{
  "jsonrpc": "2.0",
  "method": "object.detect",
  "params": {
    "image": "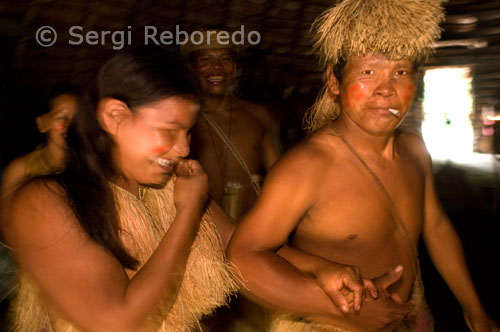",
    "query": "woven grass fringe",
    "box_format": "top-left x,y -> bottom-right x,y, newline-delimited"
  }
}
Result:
11,180 -> 239,332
